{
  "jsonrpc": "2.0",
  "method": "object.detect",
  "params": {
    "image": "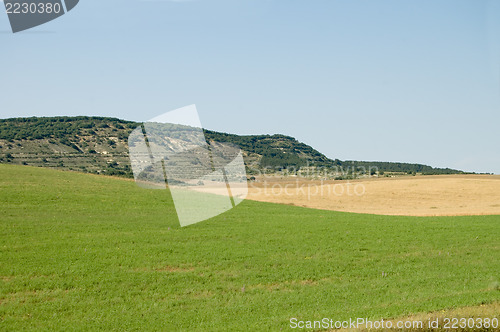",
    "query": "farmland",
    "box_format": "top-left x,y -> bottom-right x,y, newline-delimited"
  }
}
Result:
0,165 -> 499,331
247,174 -> 500,217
